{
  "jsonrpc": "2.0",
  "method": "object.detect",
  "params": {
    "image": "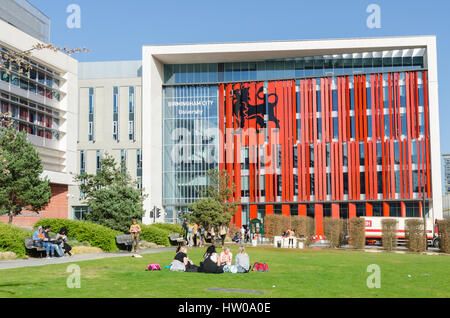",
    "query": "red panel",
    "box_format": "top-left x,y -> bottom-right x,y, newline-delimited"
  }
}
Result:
383,202 -> 390,217
401,201 -> 406,218
381,139 -> 386,199
282,204 -> 290,217
349,203 -> 356,219
331,203 -> 339,219
366,202 -> 373,217
346,77 -> 351,142
266,204 -> 274,216
315,204 -> 324,236
235,206 -> 242,228
218,84 -> 225,171
373,140 -> 378,199
399,139 -> 404,199
388,74 -> 394,139
226,84 -> 234,189
425,138 -> 431,198
330,142 -> 335,201
298,204 -> 307,216
250,205 -> 258,221
407,139 -> 413,199
379,74 -> 385,140
355,140 -> 360,200
354,76 -> 360,141
348,142 -> 353,200
390,140 -> 395,199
